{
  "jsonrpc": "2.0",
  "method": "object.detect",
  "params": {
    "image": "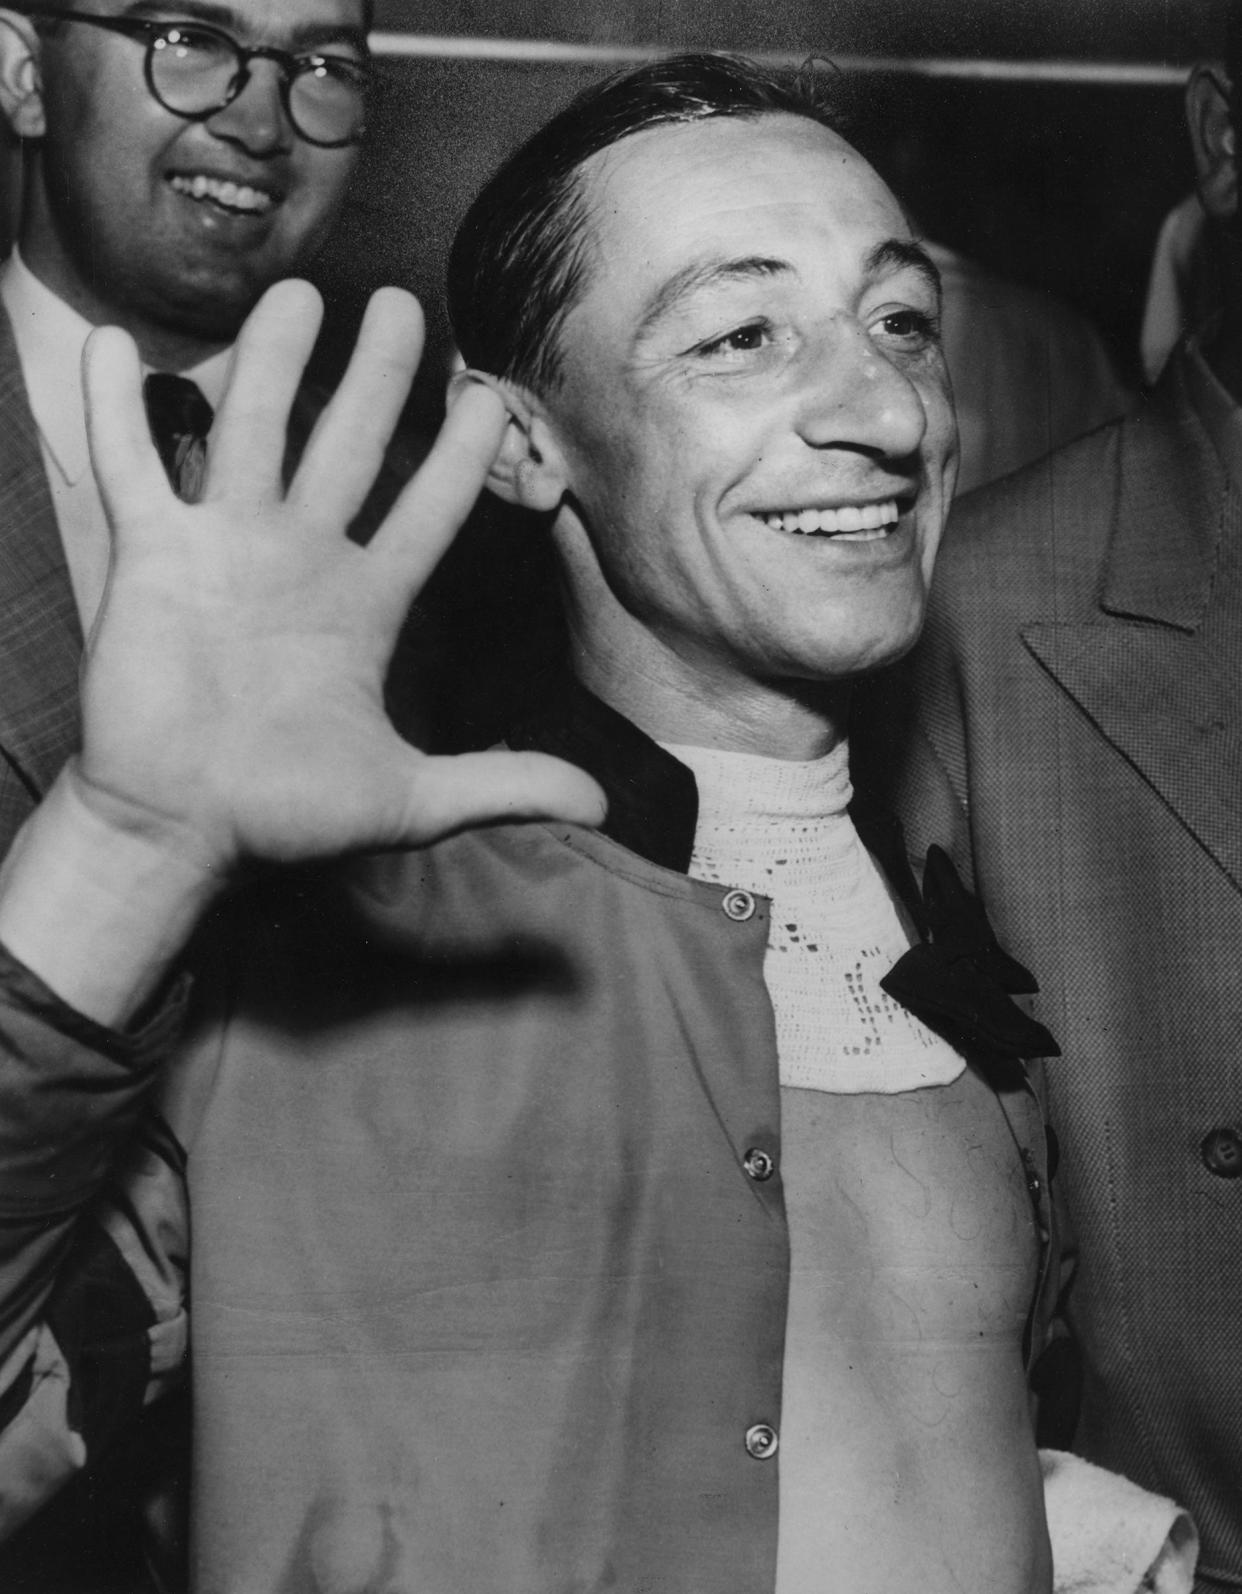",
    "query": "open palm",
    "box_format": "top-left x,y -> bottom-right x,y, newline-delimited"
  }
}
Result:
77,280 -> 604,877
